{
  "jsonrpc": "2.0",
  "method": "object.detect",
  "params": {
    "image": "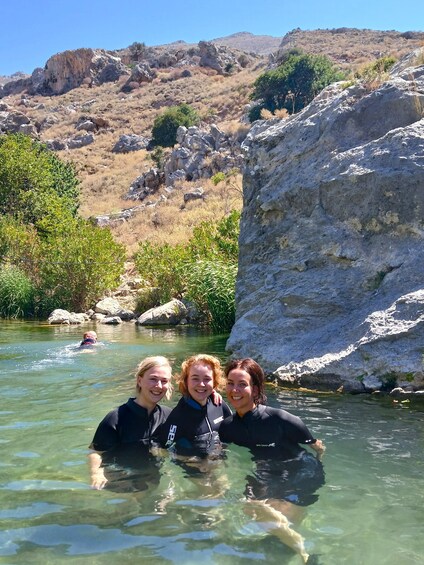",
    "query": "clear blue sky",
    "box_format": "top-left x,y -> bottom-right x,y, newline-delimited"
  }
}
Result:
1,0 -> 423,76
